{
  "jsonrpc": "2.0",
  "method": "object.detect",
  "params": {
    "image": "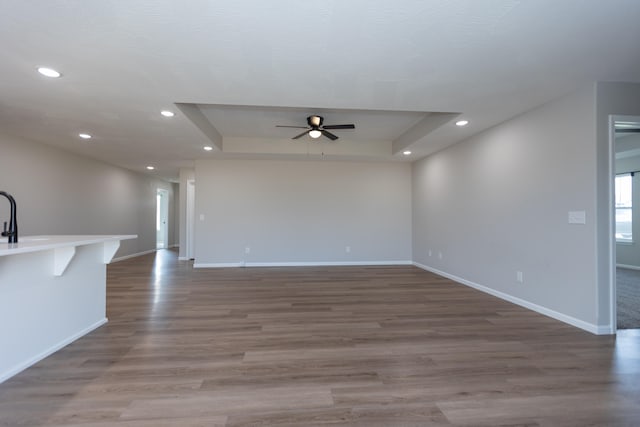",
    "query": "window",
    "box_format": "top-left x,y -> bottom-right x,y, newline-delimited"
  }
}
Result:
615,173 -> 633,242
